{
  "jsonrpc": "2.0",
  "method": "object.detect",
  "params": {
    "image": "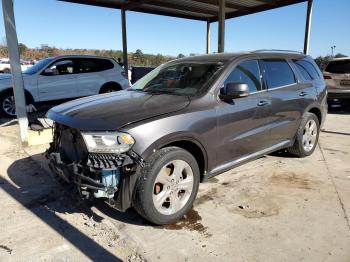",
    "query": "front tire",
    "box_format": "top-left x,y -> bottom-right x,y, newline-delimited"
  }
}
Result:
0,92 -> 16,118
288,112 -> 320,157
133,147 -> 200,225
